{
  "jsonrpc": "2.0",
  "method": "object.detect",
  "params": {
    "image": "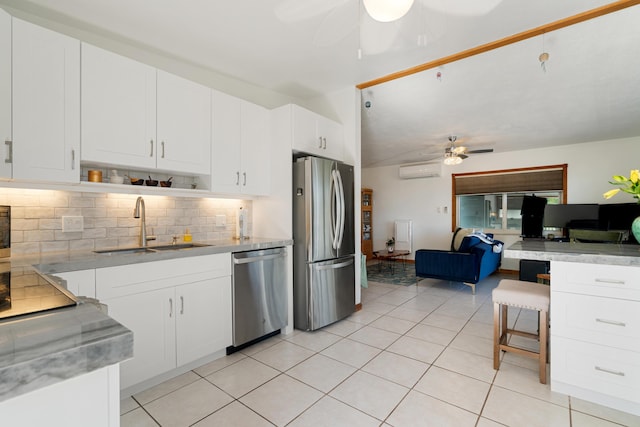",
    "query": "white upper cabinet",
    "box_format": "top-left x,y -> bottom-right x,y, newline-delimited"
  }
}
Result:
156,71 -> 211,175
12,18 -> 80,183
81,43 -> 156,170
82,46 -> 211,176
291,104 -> 344,161
211,90 -> 270,196
0,10 -> 10,178
240,101 -> 270,196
